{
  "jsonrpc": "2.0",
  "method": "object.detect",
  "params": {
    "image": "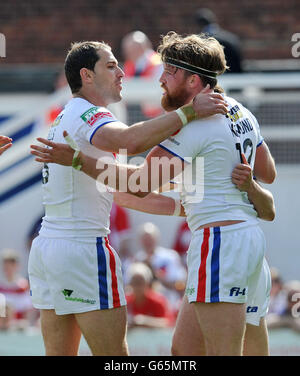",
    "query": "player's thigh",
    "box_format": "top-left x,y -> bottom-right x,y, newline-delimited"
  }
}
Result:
193,301 -> 246,350
243,317 -> 269,356
75,306 -> 128,356
40,309 -> 82,356
172,296 -> 205,356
